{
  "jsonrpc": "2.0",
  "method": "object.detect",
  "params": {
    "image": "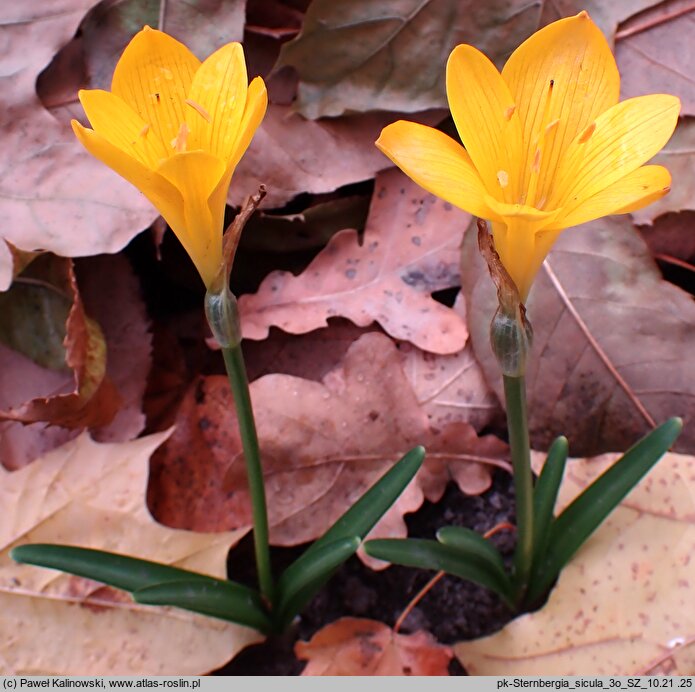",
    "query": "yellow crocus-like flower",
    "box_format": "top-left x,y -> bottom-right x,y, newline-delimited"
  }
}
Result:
72,27 -> 267,288
376,12 -> 680,301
